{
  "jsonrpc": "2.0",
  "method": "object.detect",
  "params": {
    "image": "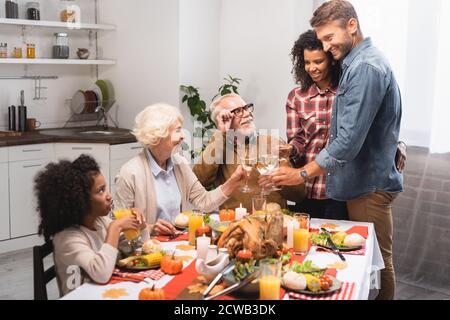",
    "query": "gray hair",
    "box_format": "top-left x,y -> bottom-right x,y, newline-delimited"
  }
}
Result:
132,103 -> 184,147
209,93 -> 244,127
